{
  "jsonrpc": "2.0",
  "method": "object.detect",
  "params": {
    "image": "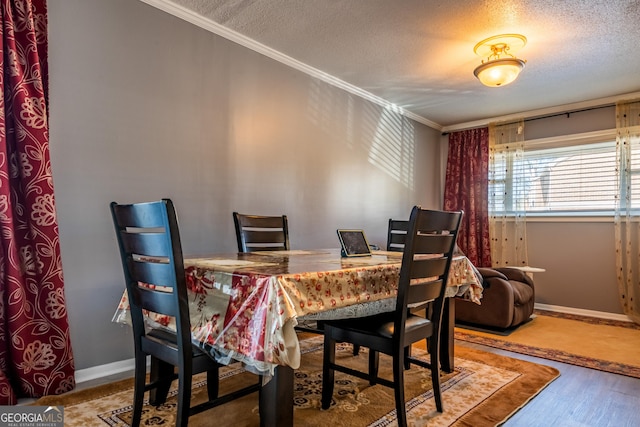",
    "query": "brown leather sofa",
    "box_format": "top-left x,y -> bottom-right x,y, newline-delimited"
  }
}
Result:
455,267 -> 535,330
